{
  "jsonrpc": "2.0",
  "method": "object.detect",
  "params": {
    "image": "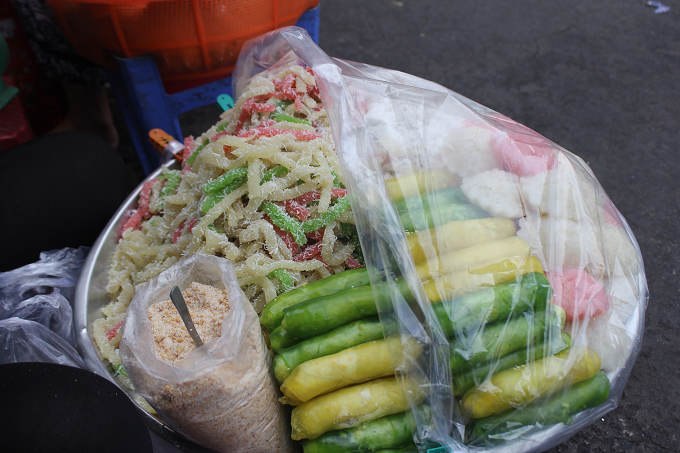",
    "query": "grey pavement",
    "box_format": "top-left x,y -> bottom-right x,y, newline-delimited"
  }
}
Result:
114,1 -> 679,451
